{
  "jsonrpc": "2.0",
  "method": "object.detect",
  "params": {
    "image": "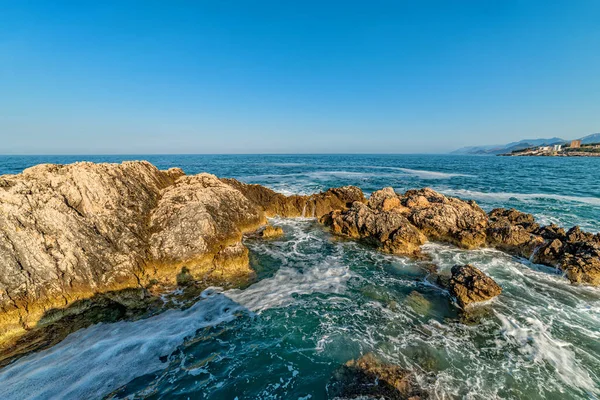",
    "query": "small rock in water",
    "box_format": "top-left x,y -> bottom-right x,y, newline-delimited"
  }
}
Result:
259,224 -> 284,239
448,264 -> 502,308
328,353 -> 427,399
